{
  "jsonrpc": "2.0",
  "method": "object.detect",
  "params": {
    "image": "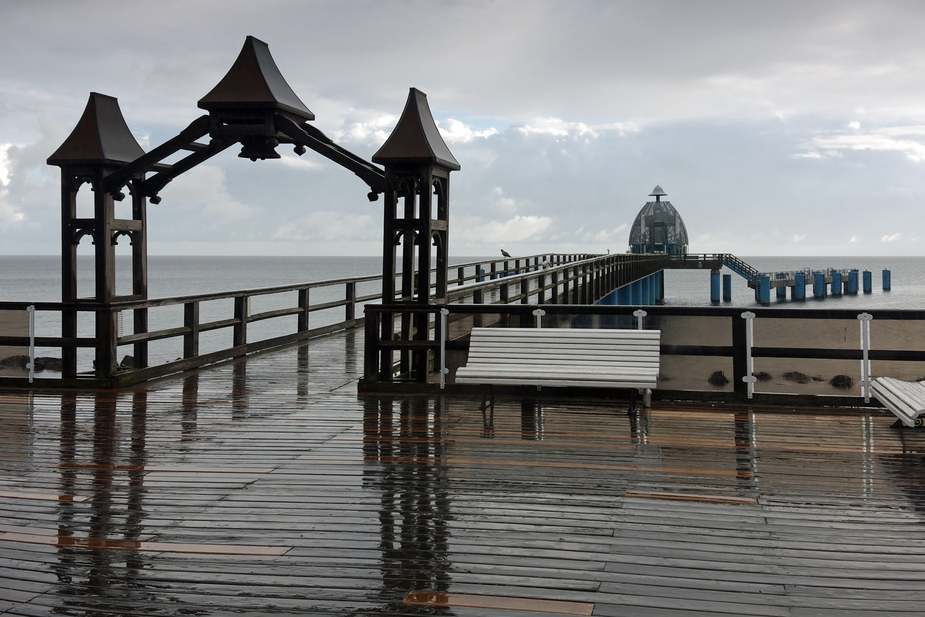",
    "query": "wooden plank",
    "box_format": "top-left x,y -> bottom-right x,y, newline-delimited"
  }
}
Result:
403,590 -> 594,614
